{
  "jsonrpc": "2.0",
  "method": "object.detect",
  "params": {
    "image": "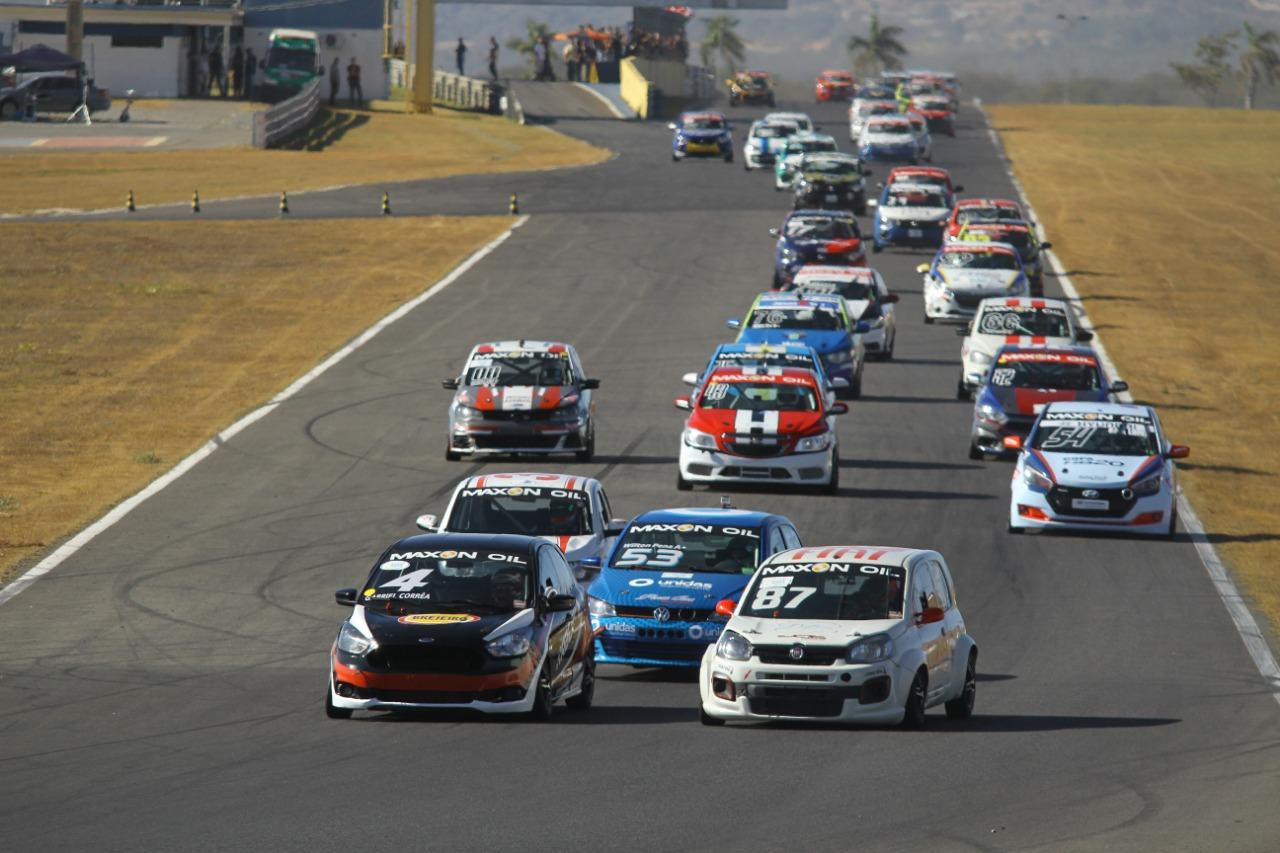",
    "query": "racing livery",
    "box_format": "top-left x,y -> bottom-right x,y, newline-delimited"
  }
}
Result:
682,341 -> 848,403
911,93 -> 955,136
675,366 -> 848,491
1007,403 -> 1189,537
791,152 -> 869,215
918,242 -> 1029,323
957,297 -> 1093,397
743,118 -> 799,170
770,209 -> 867,287
774,133 -> 839,190
904,111 -> 934,162
944,198 -> 1028,240
815,69 -> 855,102
952,220 -> 1052,296
699,546 -> 978,727
857,115 -> 923,164
443,341 -> 599,460
727,70 -> 775,107
587,508 -> 802,668
789,265 -> 898,359
669,111 -> 733,162
327,533 -> 594,718
969,345 -> 1128,458
728,291 -> 867,397
872,181 -> 953,250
